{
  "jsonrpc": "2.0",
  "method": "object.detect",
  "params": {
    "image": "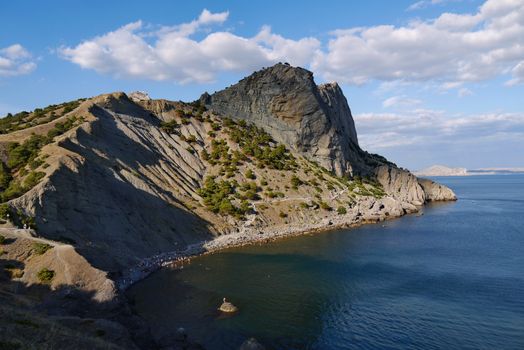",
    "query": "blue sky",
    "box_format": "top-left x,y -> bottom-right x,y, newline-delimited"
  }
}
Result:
1,0 -> 523,170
